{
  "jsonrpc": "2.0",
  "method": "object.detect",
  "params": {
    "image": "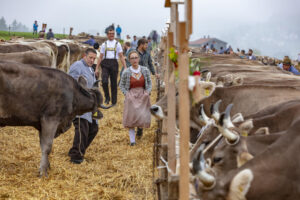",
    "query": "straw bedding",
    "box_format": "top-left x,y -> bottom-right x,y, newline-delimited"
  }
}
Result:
0,79 -> 158,199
